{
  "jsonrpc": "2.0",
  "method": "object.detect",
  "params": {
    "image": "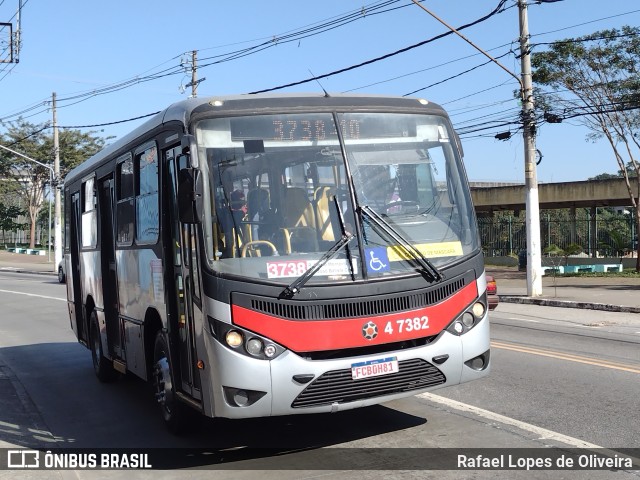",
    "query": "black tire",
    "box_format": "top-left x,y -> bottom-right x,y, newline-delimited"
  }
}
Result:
89,311 -> 118,382
152,331 -> 187,434
58,265 -> 65,283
